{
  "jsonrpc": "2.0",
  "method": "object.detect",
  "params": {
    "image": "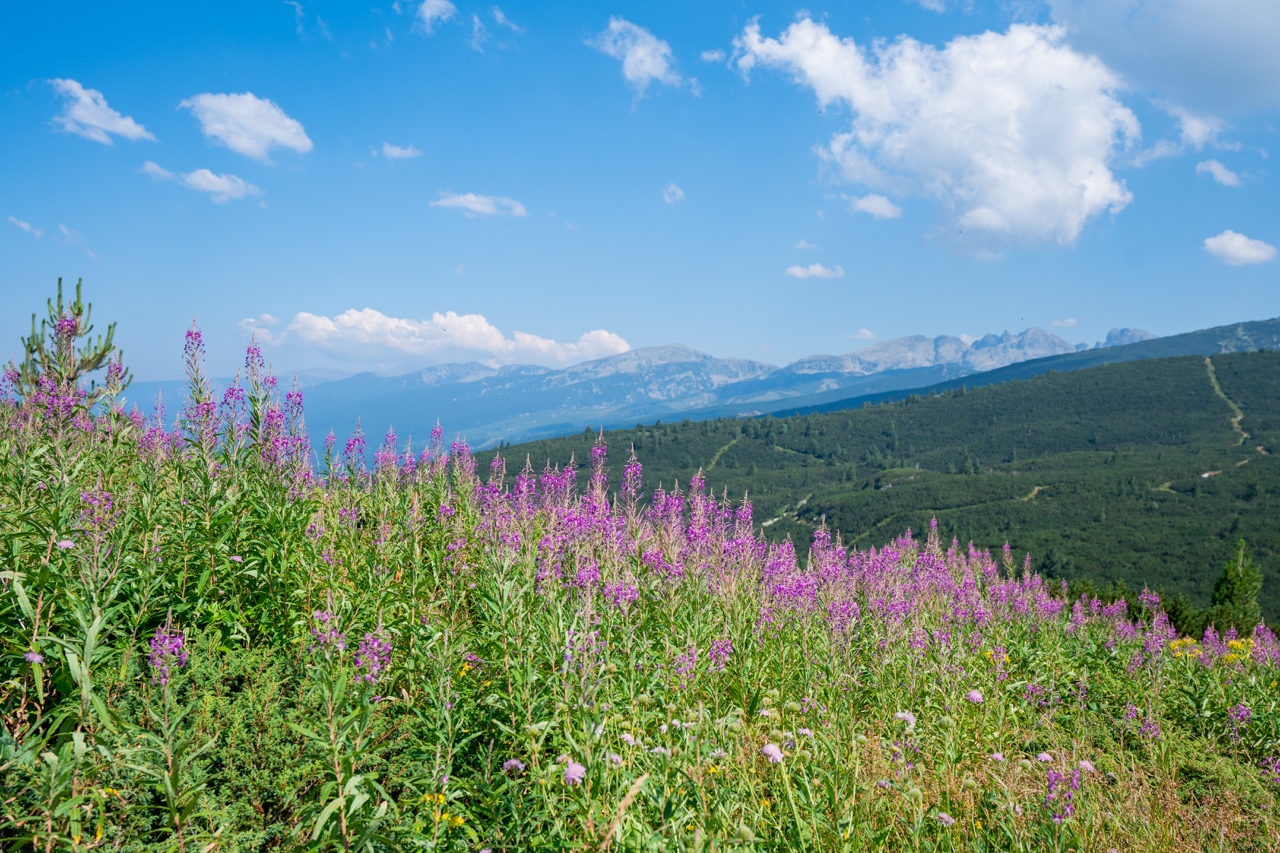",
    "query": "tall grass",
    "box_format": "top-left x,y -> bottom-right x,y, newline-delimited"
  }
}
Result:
1,327 -> 1278,851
